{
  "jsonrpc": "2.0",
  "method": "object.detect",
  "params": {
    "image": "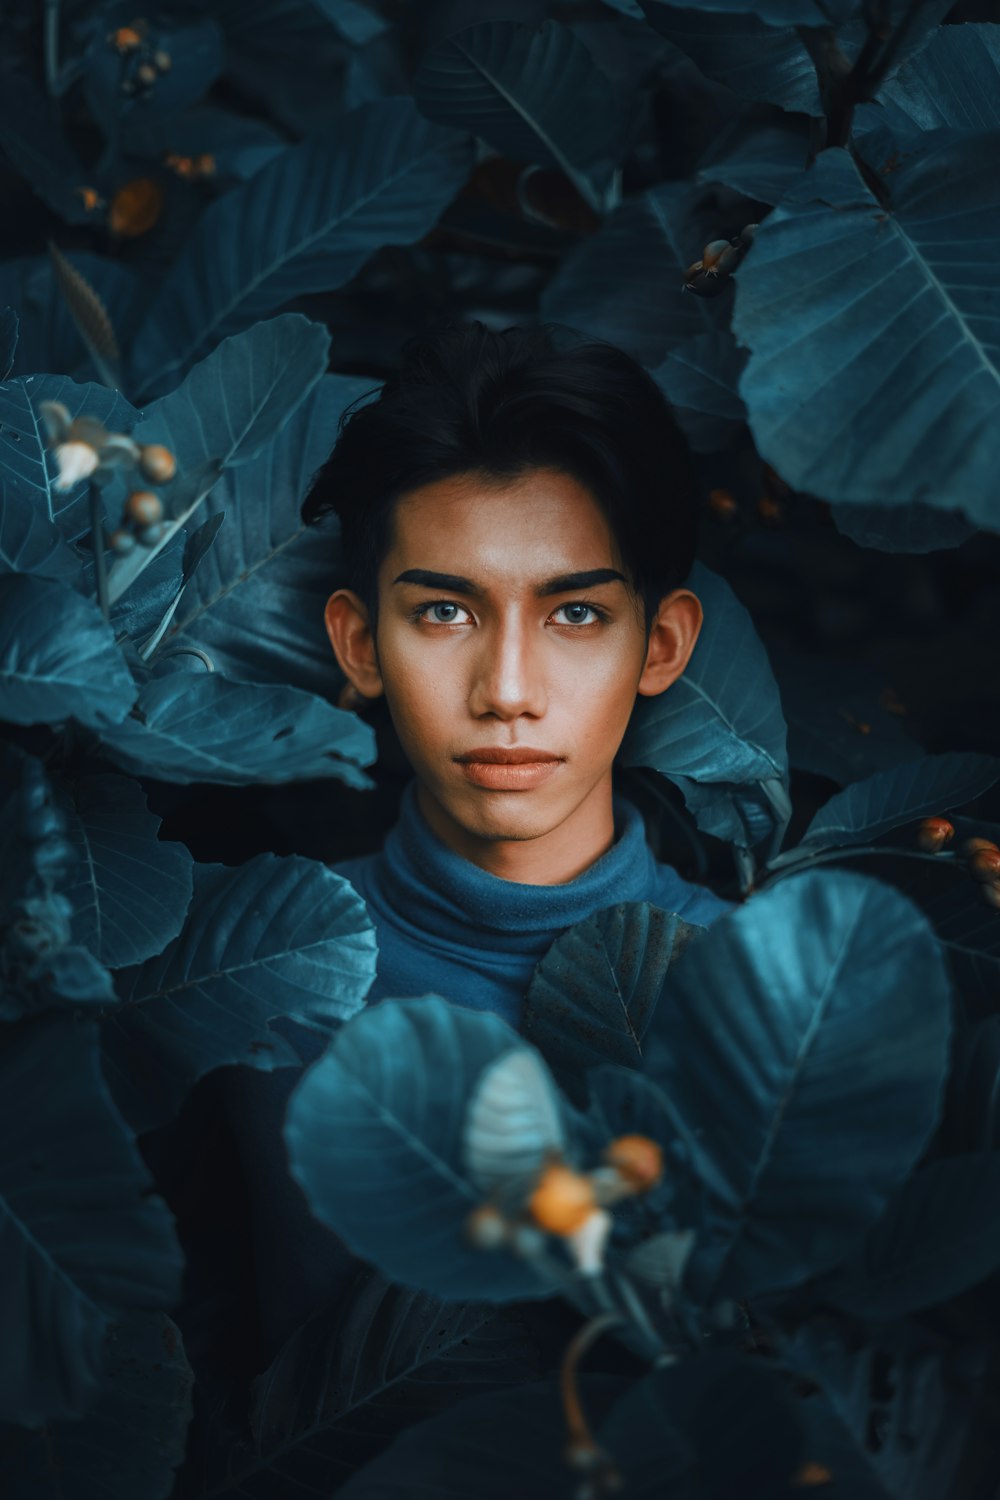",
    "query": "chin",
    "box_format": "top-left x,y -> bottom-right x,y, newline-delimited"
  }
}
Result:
450,788 -> 569,842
